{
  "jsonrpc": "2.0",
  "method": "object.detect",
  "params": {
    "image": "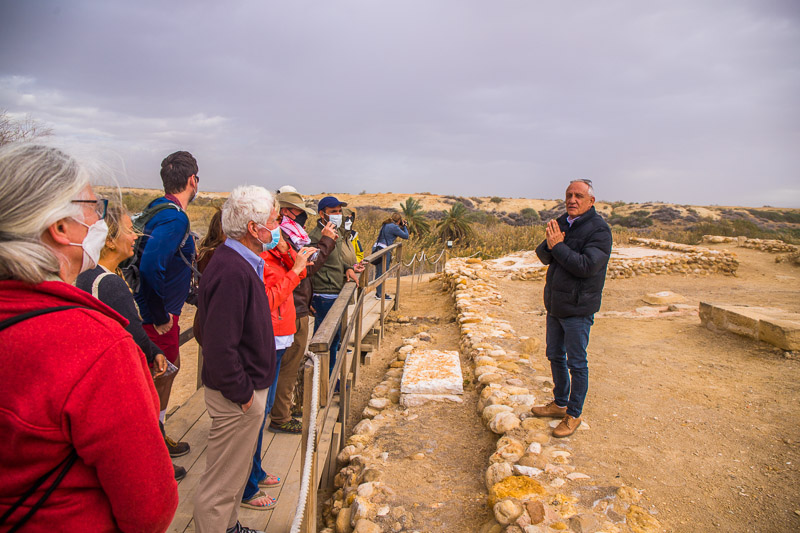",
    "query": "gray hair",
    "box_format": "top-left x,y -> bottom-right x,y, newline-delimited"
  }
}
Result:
0,143 -> 91,283
222,185 -> 278,239
569,178 -> 595,197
